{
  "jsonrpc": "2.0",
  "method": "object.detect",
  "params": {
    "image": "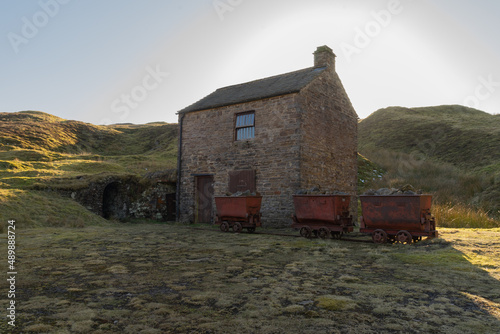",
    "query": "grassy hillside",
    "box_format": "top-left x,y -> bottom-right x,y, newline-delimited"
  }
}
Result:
359,105 -> 500,171
359,105 -> 500,226
2,107 -> 499,228
0,111 -> 178,227
0,110 -> 178,156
